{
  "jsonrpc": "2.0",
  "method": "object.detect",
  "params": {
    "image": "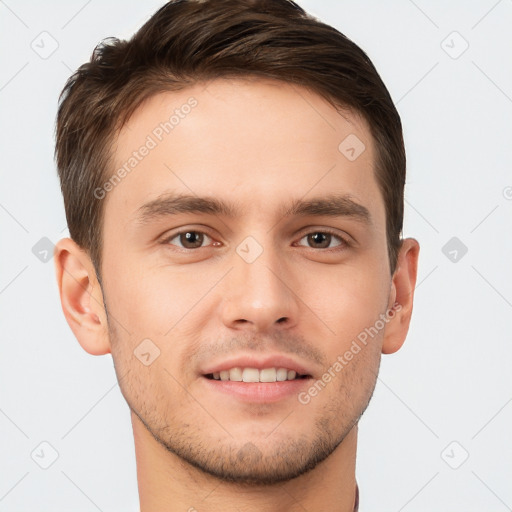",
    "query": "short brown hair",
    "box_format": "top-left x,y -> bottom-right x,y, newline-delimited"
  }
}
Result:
55,0 -> 405,278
